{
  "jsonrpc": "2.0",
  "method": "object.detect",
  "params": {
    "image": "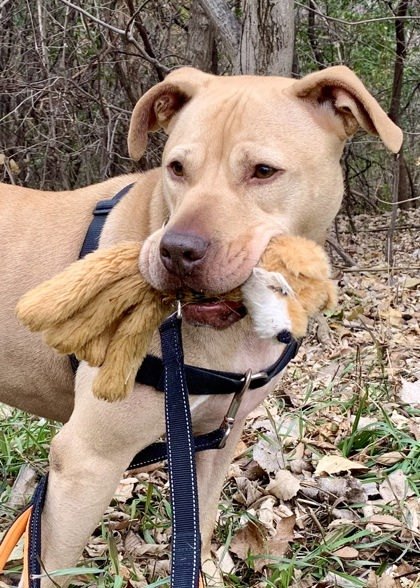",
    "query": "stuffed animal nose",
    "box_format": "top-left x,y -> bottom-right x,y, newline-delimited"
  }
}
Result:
160,231 -> 209,276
